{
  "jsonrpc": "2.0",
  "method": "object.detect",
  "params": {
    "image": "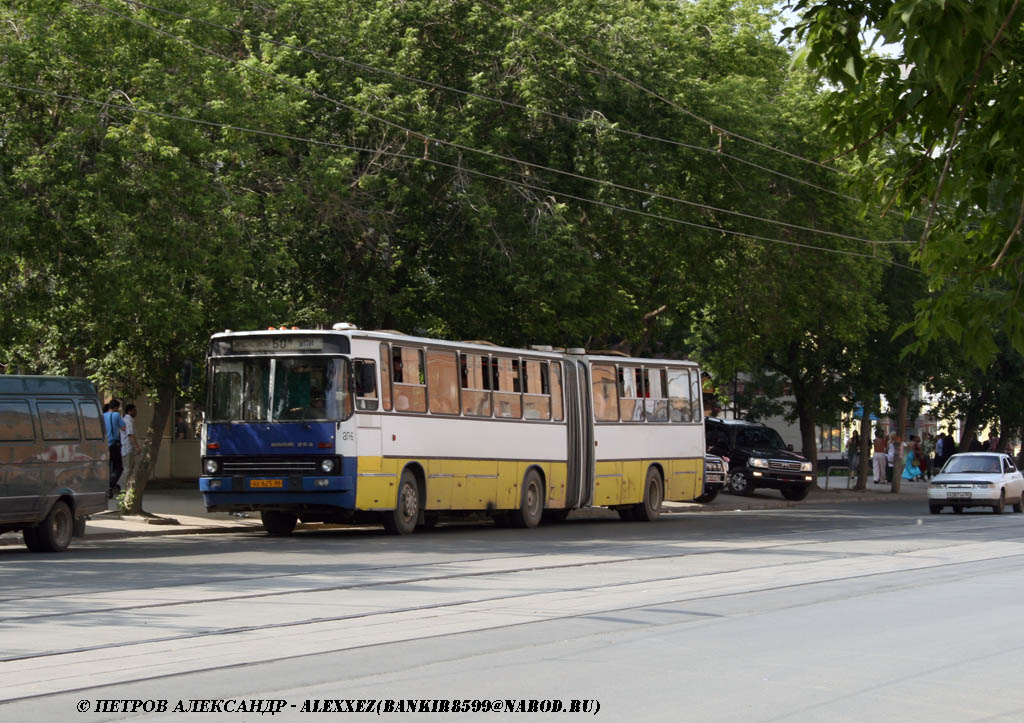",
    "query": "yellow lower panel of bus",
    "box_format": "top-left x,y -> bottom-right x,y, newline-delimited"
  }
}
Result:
357,457 -> 568,512
667,457 -> 703,501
